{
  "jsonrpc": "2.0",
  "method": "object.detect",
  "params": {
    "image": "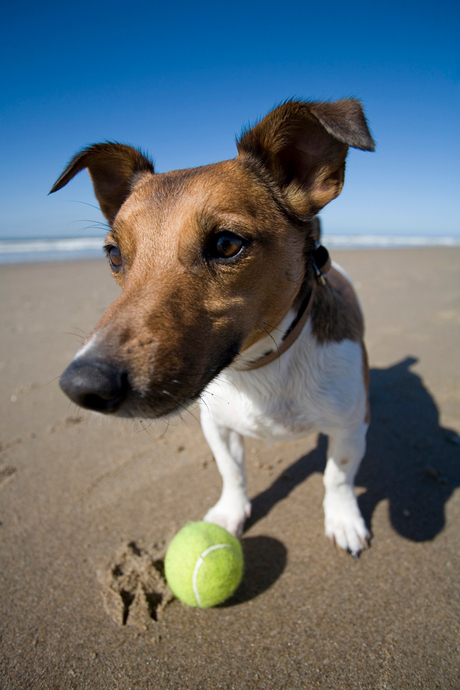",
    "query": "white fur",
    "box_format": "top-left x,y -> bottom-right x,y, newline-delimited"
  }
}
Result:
75,333 -> 98,359
200,271 -> 369,555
